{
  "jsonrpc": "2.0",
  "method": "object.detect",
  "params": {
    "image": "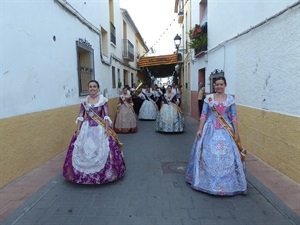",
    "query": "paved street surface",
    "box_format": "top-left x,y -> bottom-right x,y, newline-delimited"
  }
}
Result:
1,116 -> 299,225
